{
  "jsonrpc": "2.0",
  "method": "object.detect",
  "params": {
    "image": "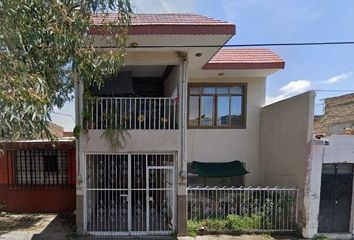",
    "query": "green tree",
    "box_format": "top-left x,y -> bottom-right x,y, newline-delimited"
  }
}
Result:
0,0 -> 132,139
